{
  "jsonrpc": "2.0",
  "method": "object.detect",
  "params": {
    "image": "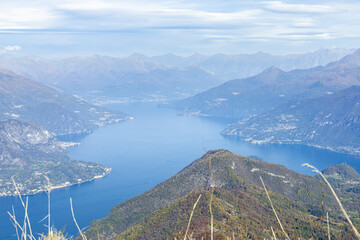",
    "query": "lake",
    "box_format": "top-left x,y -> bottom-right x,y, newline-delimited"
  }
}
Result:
1,102 -> 360,239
